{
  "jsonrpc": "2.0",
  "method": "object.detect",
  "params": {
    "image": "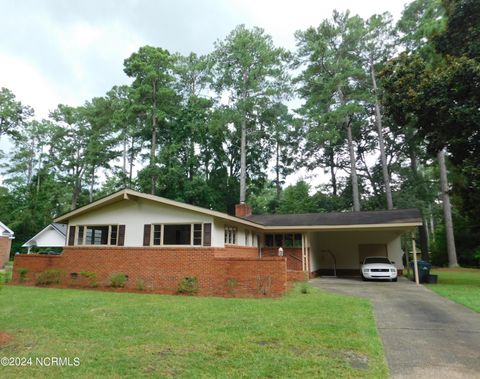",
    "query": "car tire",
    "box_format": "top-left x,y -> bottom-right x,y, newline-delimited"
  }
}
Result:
392,278 -> 397,282
361,275 -> 367,281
